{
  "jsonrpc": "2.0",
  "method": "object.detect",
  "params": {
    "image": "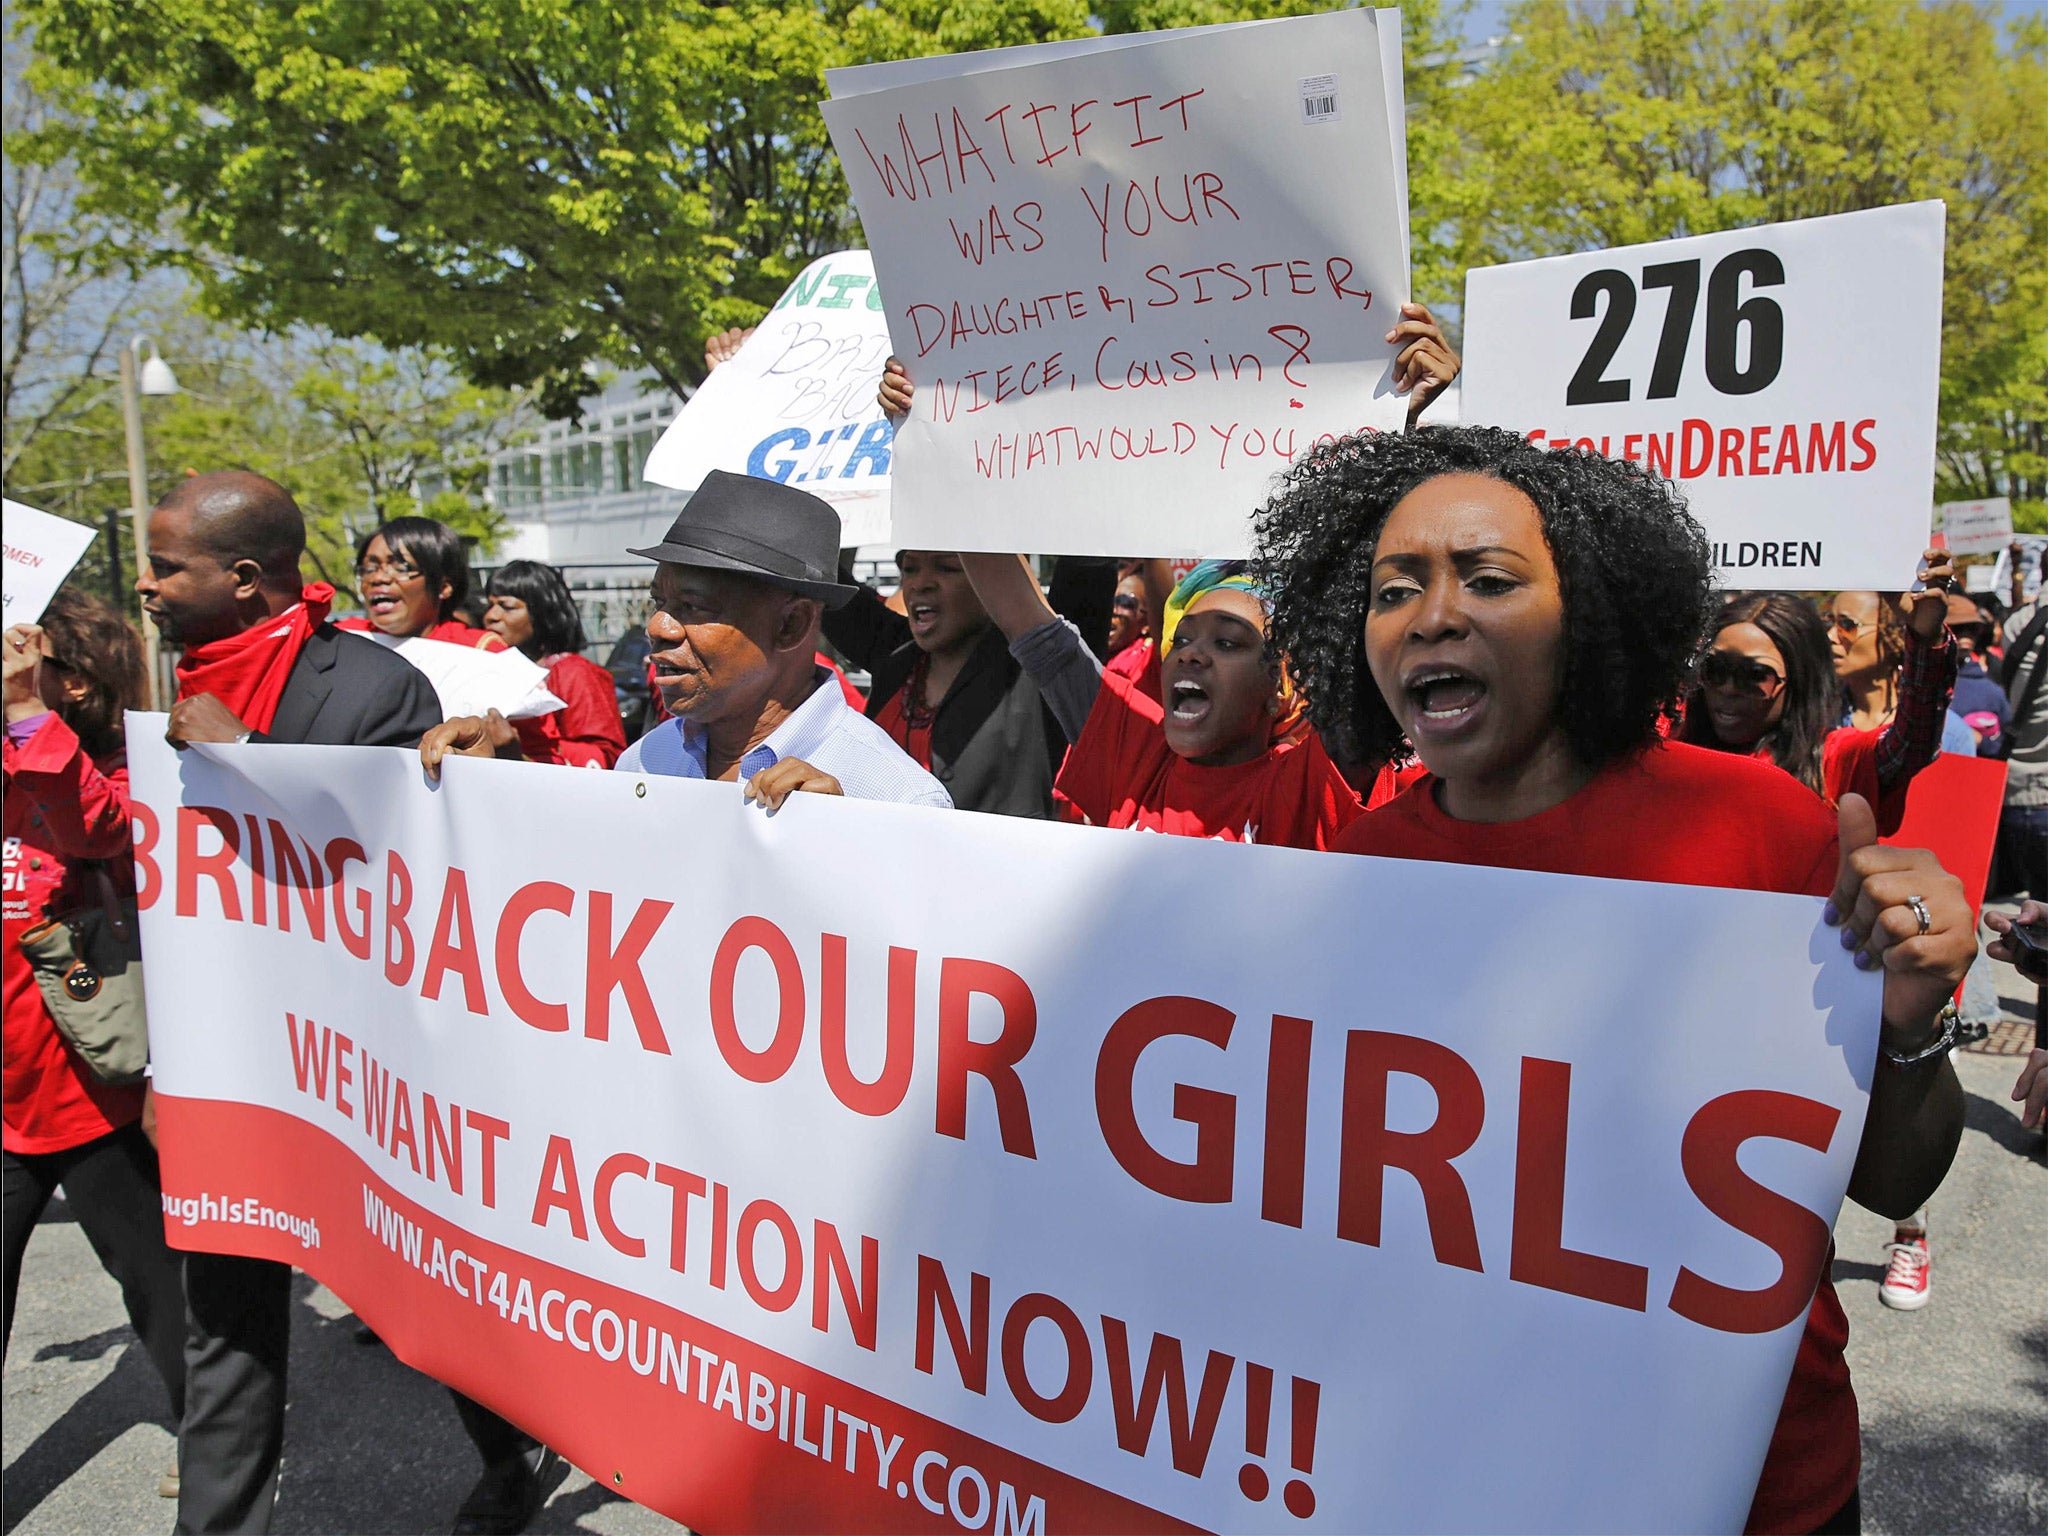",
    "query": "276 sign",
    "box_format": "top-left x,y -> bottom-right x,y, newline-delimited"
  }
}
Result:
1461,202 -> 1945,592
1567,250 -> 1783,405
